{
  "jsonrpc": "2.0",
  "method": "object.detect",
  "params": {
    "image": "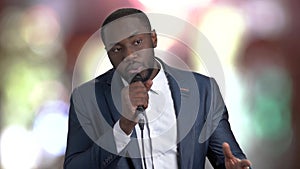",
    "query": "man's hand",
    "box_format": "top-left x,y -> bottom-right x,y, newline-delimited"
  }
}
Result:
119,79 -> 153,135
222,142 -> 252,169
